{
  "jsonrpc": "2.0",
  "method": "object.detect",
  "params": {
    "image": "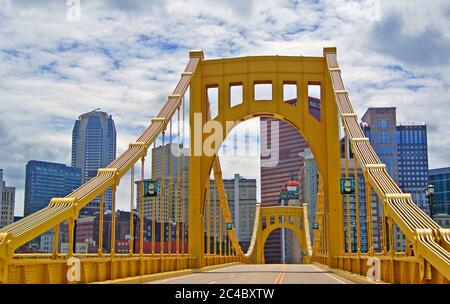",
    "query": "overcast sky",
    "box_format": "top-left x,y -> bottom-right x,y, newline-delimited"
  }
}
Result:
0,0 -> 449,216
